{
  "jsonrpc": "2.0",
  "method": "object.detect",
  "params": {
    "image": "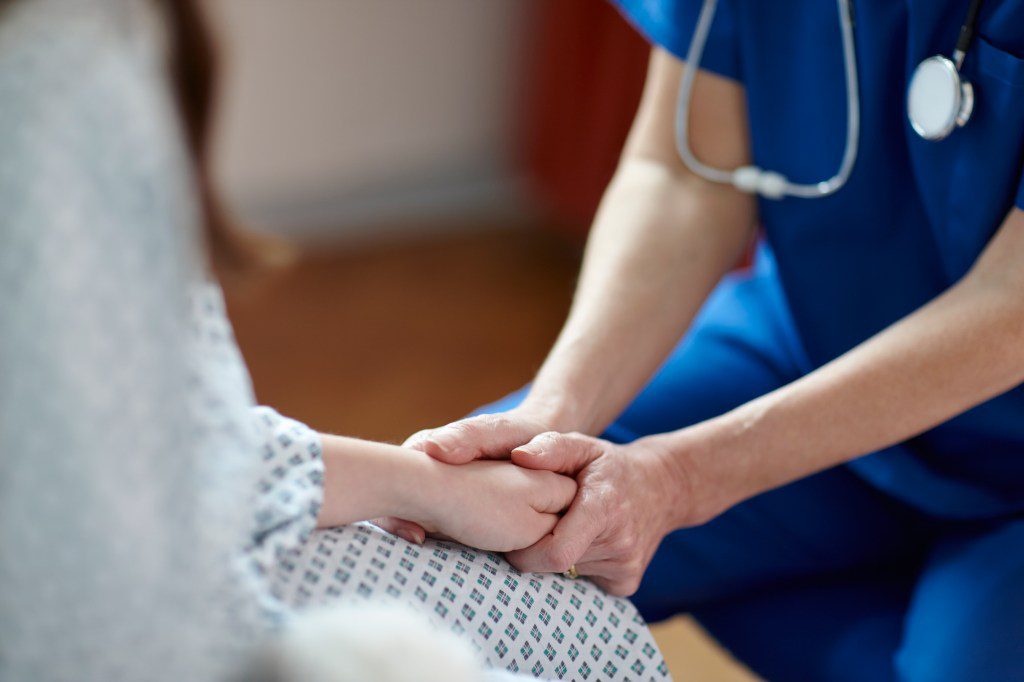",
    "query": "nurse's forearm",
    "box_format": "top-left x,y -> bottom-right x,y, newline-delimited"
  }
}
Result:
517,51 -> 756,435
659,210 -> 1024,523
521,159 -> 753,435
